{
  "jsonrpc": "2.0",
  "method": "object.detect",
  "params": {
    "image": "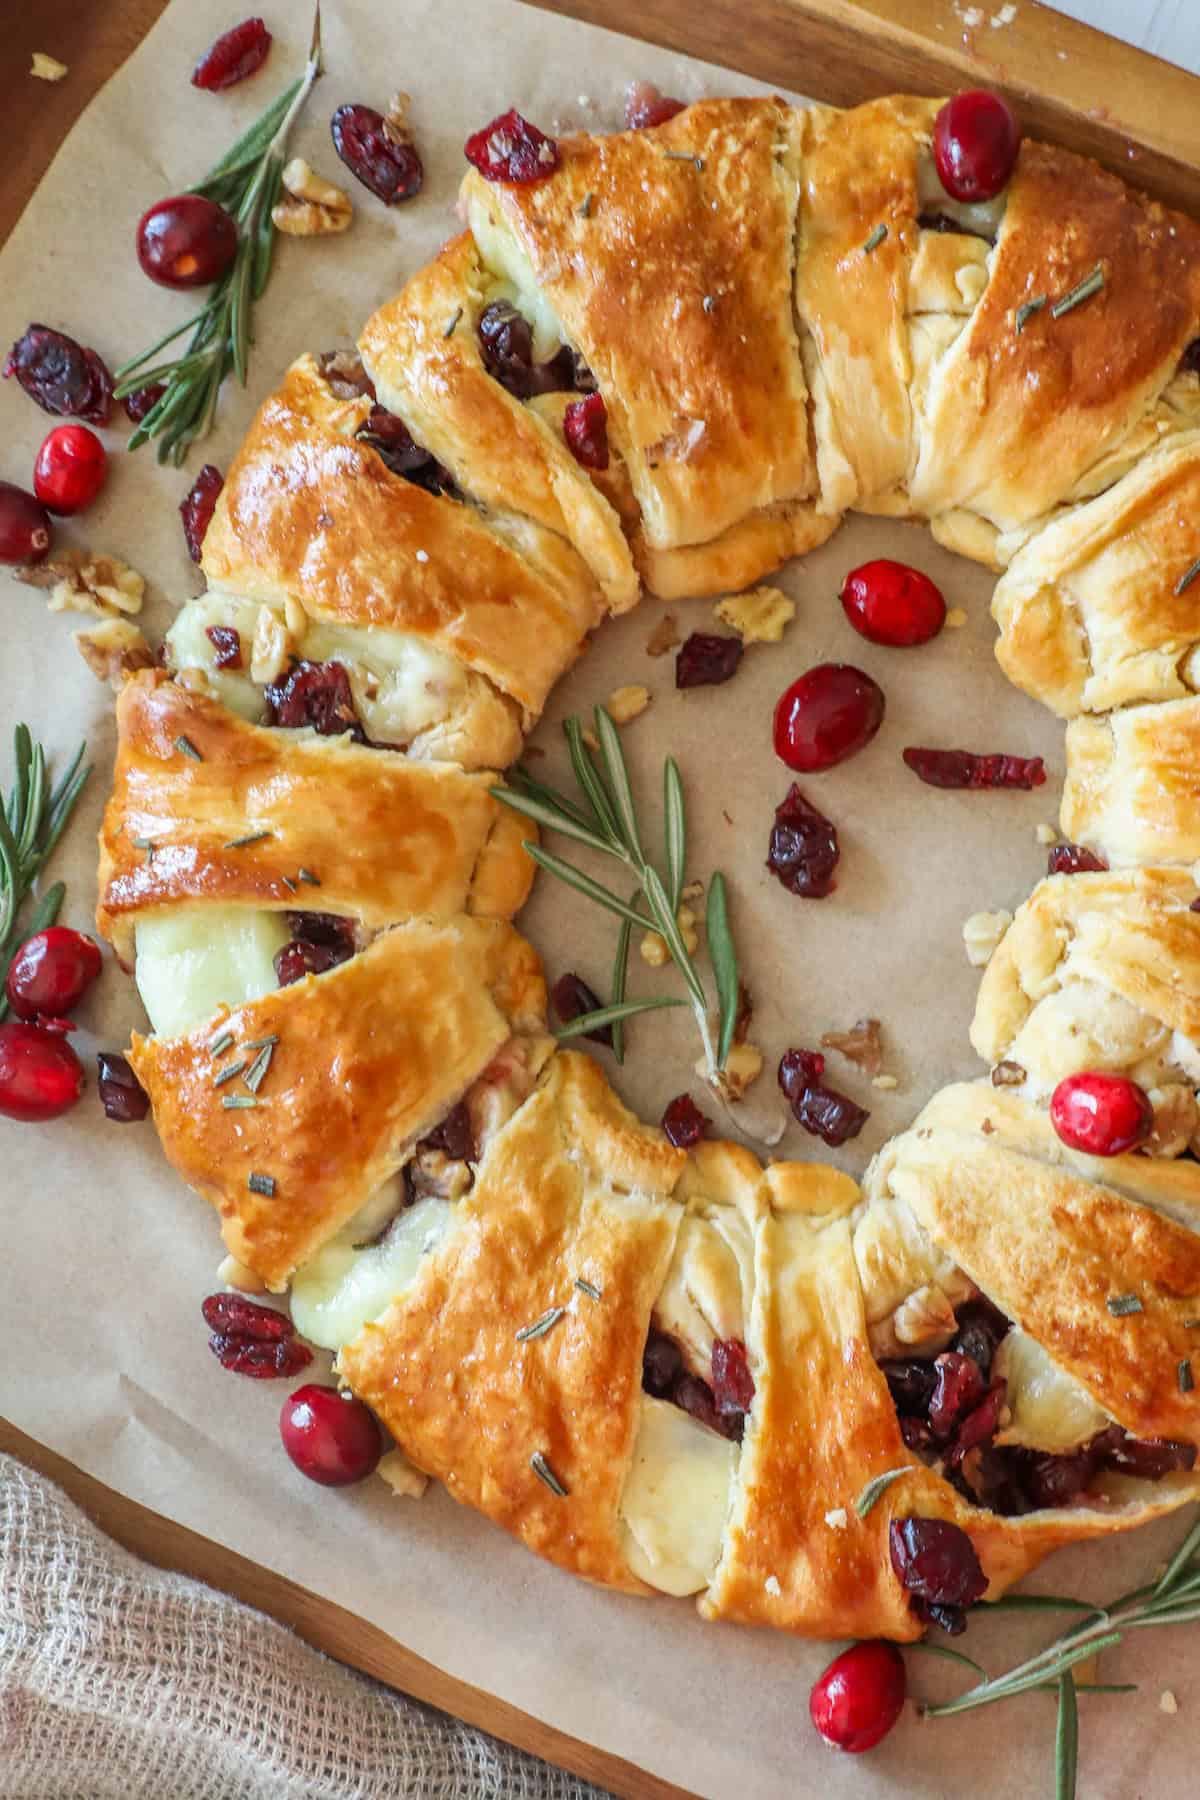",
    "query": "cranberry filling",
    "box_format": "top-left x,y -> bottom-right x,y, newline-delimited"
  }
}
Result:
927,1351 -> 985,1438
420,1100 -> 477,1164
356,404 -> 454,495
274,912 -> 357,987
1178,337 -> 1200,376
563,393 -> 609,470
205,624 -> 243,670
766,785 -> 840,898
1047,843 -> 1108,875
711,1336 -> 755,1418
642,1327 -> 746,1442
889,1516 -> 988,1632
778,1047 -> 868,1146
264,660 -> 366,740
477,302 -> 592,401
